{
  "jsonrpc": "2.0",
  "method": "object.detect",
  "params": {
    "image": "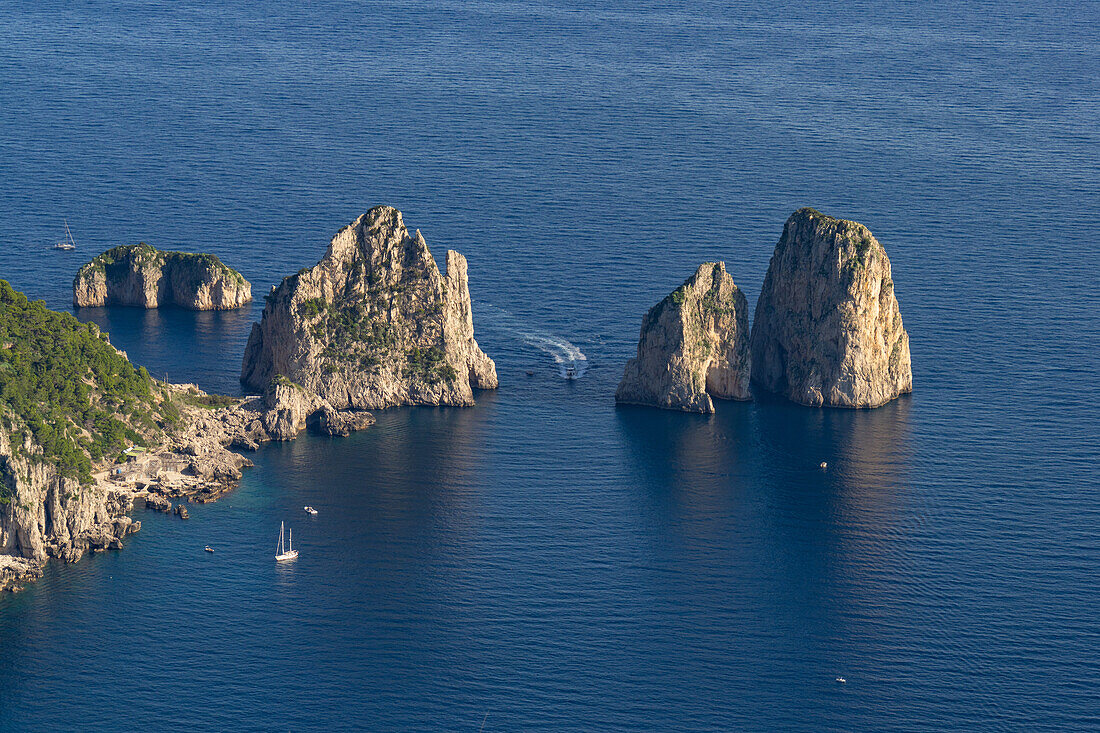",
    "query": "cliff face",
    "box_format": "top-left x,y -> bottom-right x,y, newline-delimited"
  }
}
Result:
240,206 -> 498,409
73,244 -> 251,310
0,281 -> 162,588
616,262 -> 750,413
0,278 -> 376,593
750,208 -> 912,408
0,425 -> 139,568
